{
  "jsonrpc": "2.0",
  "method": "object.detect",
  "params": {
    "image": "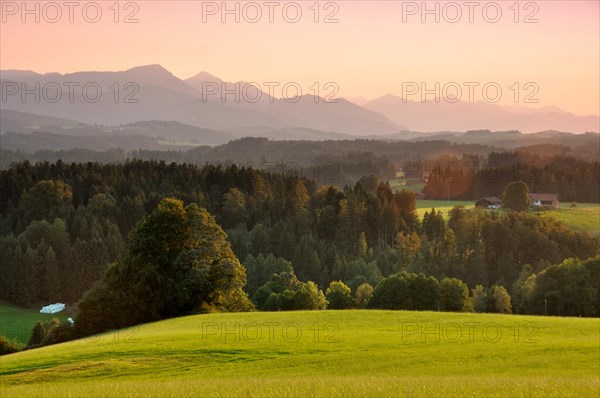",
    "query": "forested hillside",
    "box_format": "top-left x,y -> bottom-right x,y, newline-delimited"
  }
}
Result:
423,151 -> 600,202
1,161 -> 597,320
2,138 -> 599,202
